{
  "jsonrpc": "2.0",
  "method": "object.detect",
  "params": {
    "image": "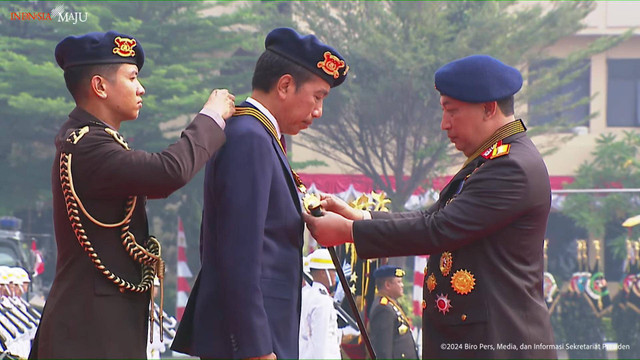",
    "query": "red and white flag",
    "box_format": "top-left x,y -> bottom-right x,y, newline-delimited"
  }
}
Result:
176,217 -> 192,321
31,239 -> 45,277
413,255 -> 429,317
